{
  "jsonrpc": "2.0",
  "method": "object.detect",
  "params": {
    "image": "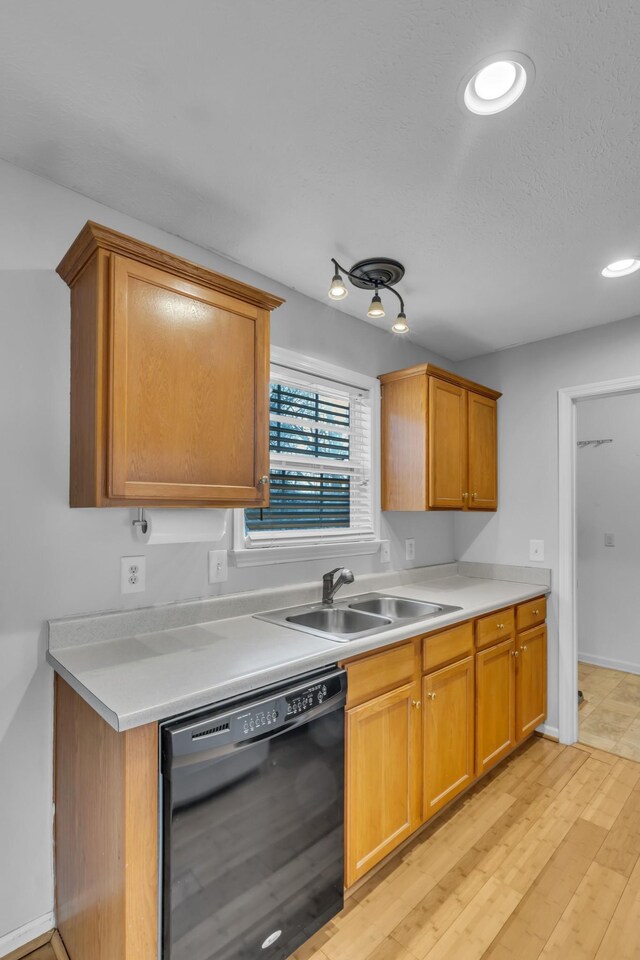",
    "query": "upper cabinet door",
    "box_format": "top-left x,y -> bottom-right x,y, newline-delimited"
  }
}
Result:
467,392 -> 498,510
109,256 -> 269,503
428,377 -> 468,508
